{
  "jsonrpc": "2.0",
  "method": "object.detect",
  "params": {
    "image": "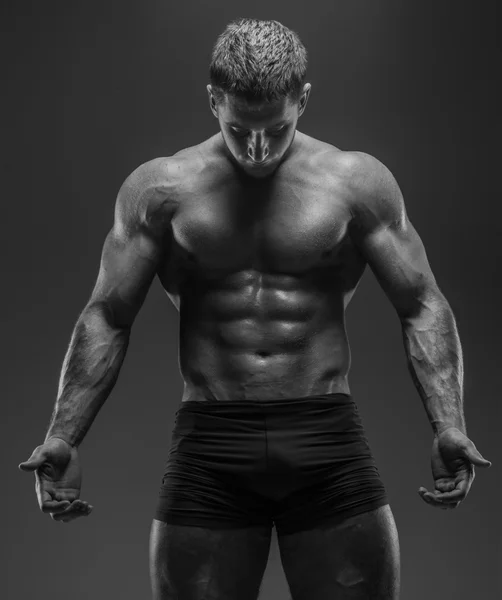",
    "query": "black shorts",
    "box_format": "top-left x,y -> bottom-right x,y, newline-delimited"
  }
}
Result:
154,393 -> 389,536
